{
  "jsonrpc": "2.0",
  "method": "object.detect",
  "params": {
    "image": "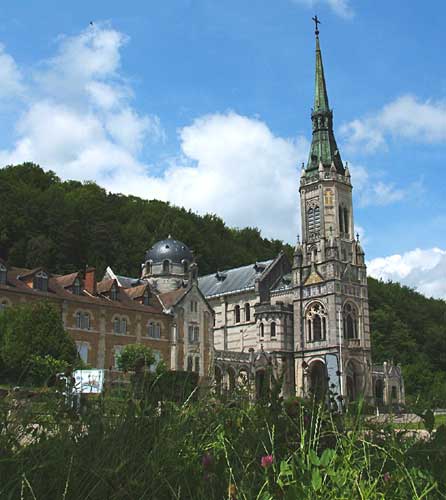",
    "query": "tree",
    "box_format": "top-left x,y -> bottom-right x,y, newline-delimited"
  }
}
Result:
117,344 -> 156,372
0,301 -> 78,384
